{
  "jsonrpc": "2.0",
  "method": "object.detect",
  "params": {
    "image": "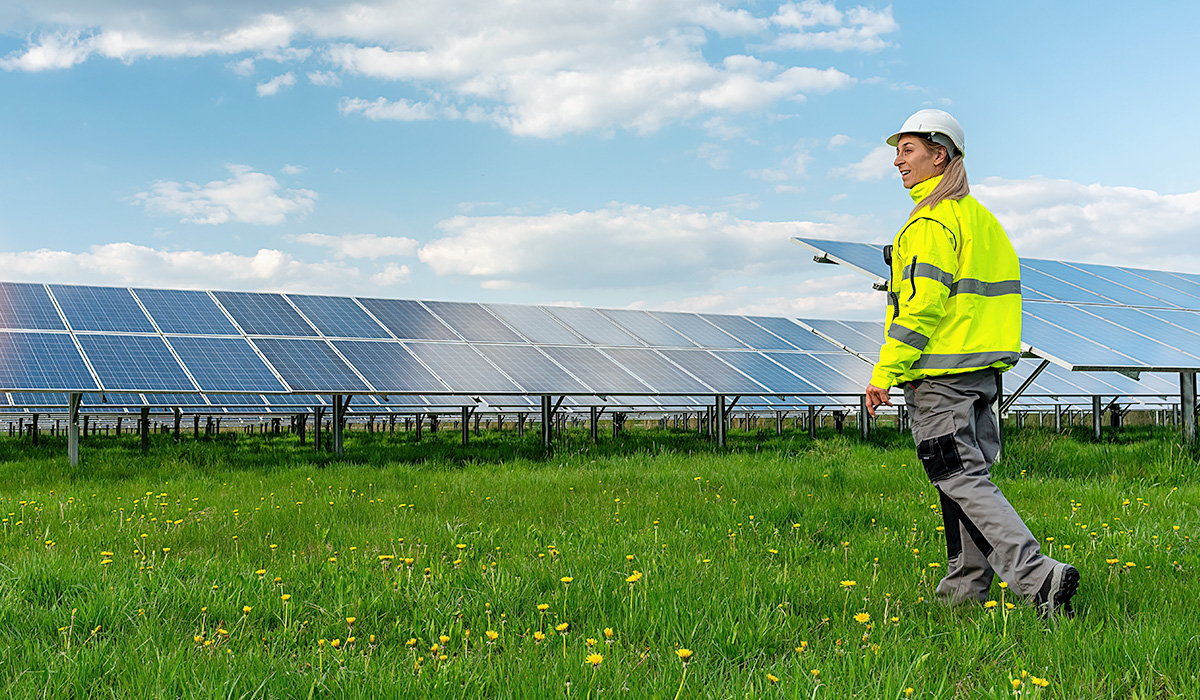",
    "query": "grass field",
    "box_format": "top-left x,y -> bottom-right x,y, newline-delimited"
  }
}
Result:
0,424 -> 1196,699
